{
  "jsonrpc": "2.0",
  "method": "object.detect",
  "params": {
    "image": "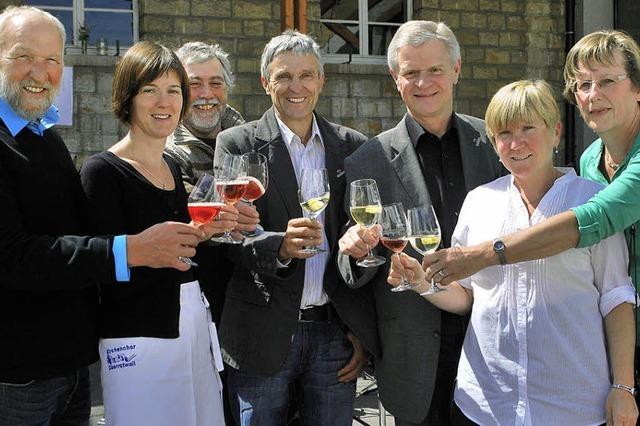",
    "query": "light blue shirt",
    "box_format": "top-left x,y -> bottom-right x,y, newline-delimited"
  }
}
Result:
0,97 -> 130,281
0,98 -> 59,136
